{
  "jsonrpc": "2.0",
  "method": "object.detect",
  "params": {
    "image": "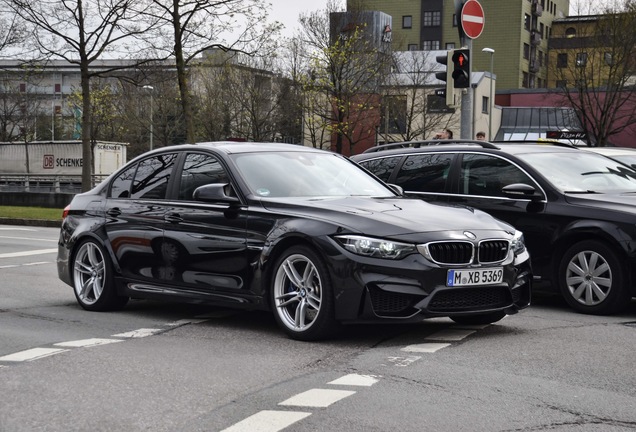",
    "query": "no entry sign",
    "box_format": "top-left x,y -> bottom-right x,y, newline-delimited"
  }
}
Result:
461,0 -> 485,39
